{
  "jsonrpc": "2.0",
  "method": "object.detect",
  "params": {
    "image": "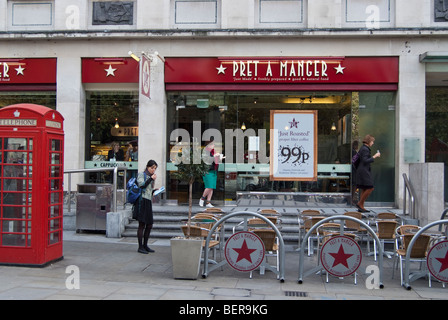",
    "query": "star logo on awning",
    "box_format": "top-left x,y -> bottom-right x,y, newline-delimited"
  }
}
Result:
216,64 -> 226,75
15,65 -> 25,76
105,64 -> 117,77
334,63 -> 345,74
232,239 -> 257,263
